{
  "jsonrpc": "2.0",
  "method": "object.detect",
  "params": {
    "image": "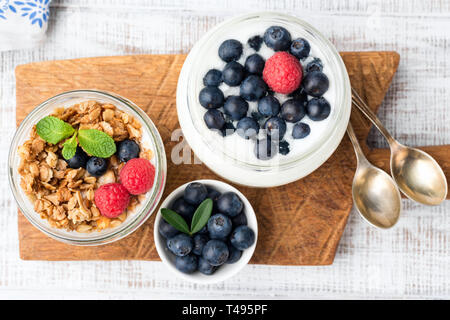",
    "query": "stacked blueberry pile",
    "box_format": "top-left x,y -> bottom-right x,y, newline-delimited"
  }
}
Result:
199,26 -> 331,160
159,182 -> 255,275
